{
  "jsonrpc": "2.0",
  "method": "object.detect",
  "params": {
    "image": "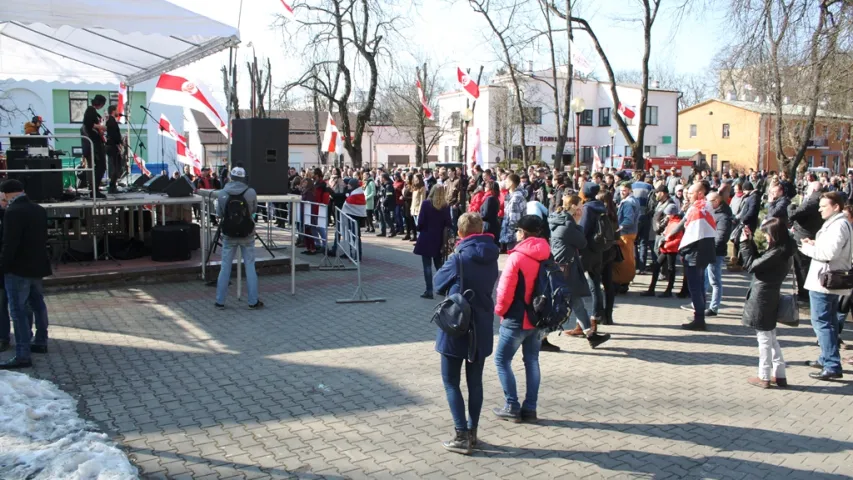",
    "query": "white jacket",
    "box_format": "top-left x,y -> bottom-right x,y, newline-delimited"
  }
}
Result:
800,212 -> 853,295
